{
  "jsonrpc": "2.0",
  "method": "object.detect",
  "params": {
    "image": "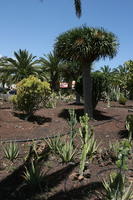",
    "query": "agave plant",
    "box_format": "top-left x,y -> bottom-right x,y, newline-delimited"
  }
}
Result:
102,172 -> 133,200
57,140 -> 77,163
23,161 -> 43,188
45,135 -> 63,154
2,141 -> 19,162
